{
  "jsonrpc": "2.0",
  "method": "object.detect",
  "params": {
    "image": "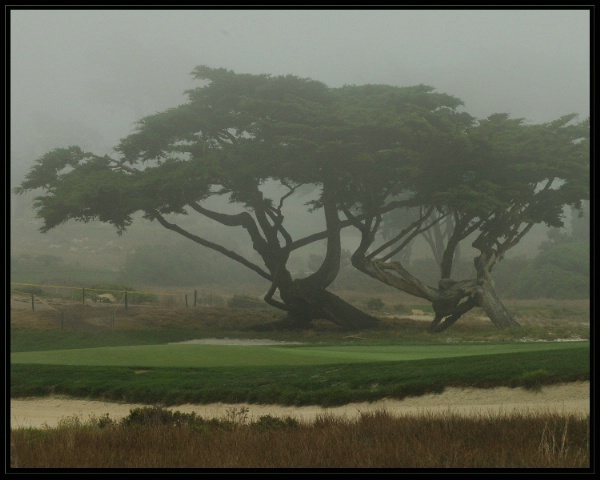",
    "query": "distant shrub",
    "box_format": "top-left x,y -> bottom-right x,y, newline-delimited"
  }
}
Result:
508,243 -> 589,299
491,256 -> 532,297
366,298 -> 385,311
